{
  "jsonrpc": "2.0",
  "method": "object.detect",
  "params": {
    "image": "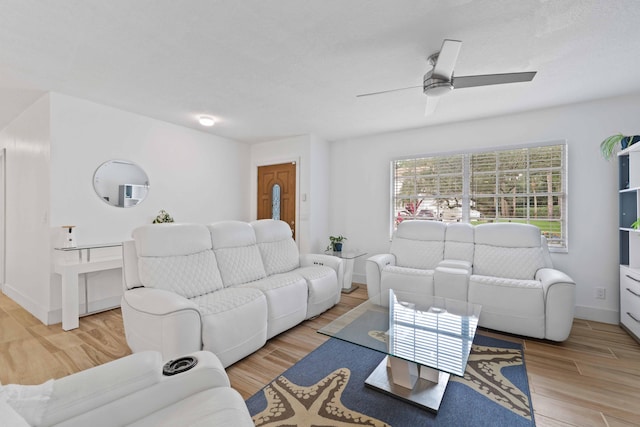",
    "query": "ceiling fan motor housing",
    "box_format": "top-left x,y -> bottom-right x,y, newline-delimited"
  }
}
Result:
423,70 -> 453,96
